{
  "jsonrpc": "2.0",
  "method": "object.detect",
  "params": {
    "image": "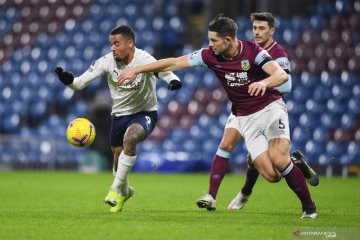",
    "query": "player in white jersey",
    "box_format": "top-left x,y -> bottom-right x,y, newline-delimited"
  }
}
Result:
55,25 -> 182,213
